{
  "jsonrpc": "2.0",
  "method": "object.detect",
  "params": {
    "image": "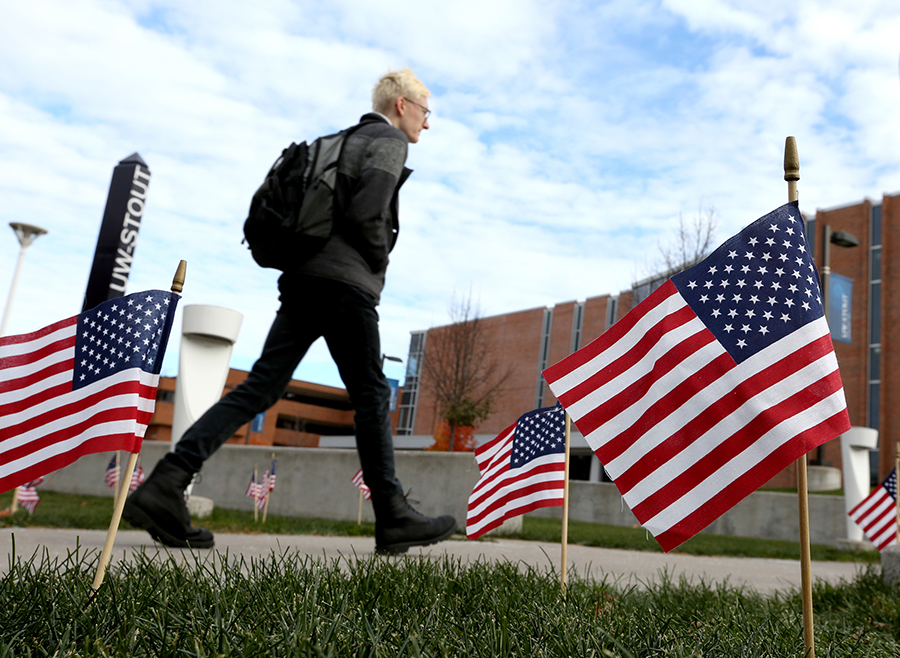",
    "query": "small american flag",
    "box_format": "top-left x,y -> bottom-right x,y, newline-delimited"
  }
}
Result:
104,455 -> 120,488
544,202 -> 850,552
849,469 -> 898,552
129,463 -> 145,492
17,477 -> 43,515
351,468 -> 371,500
262,459 -> 276,493
1,290 -> 179,493
466,403 -> 566,539
244,471 -> 267,509
104,455 -> 143,492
